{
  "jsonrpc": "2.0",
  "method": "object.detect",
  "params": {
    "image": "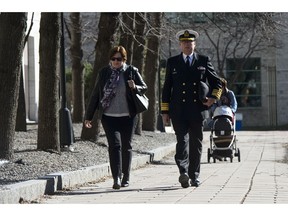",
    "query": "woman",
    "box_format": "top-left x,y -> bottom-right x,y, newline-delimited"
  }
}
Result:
218,78 -> 238,114
84,46 -> 147,189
